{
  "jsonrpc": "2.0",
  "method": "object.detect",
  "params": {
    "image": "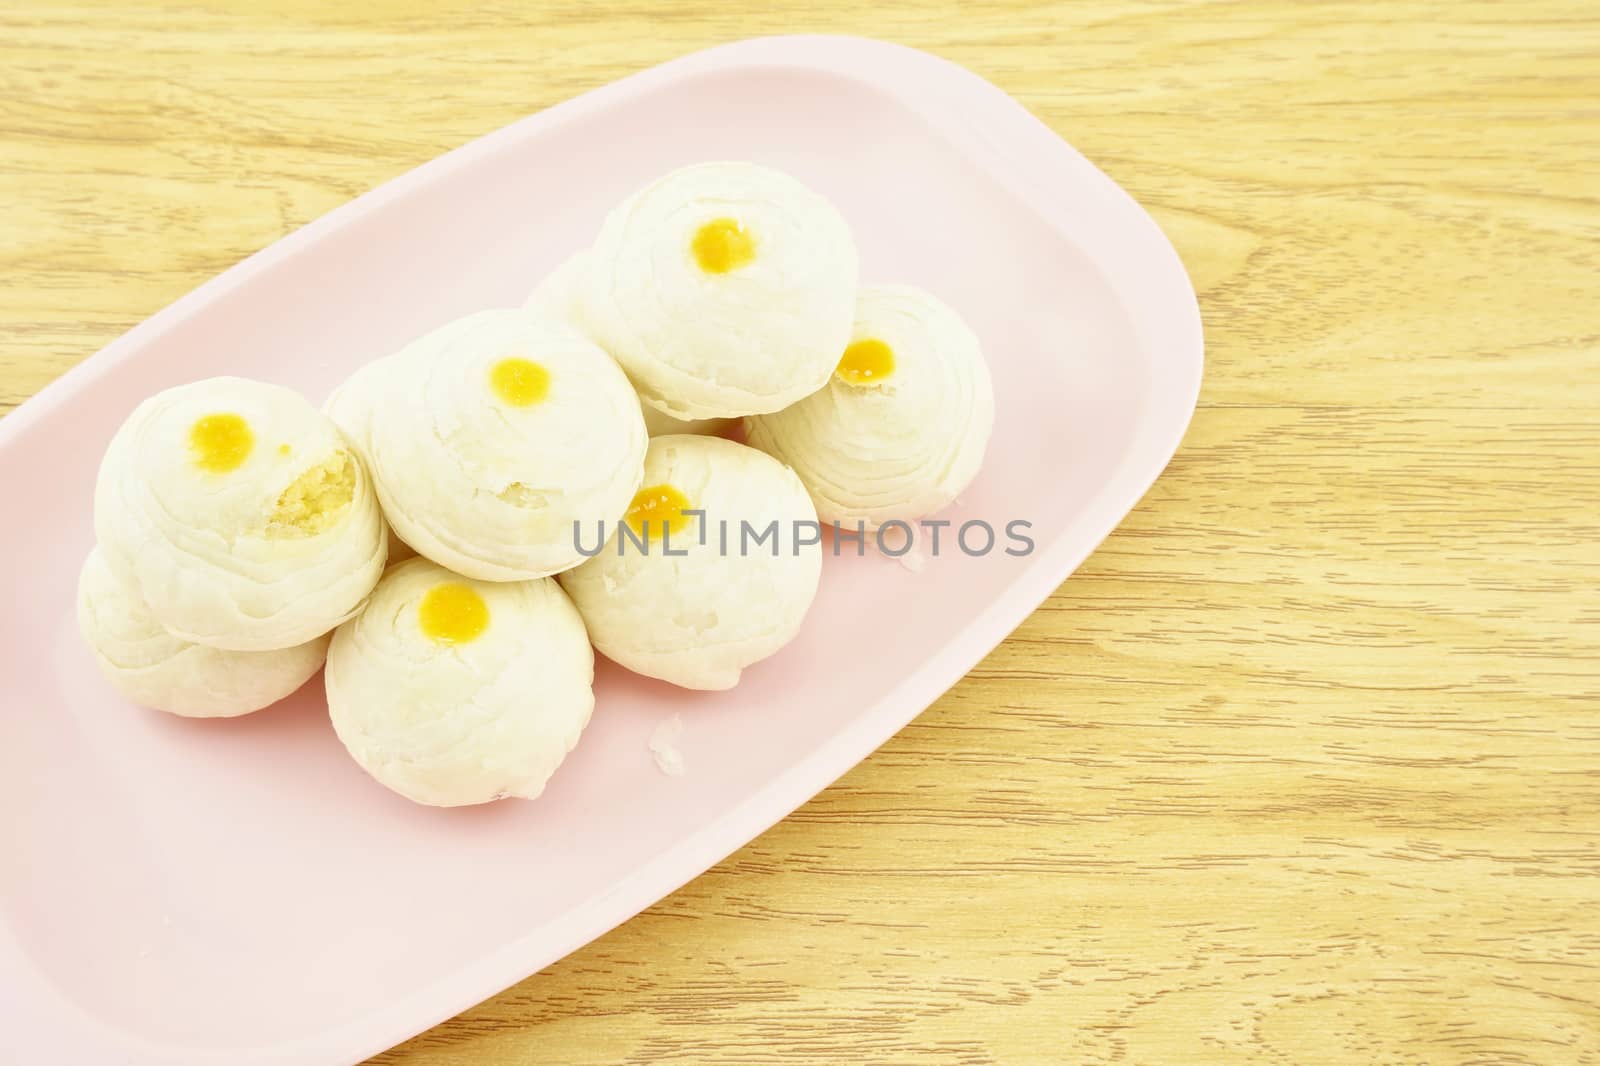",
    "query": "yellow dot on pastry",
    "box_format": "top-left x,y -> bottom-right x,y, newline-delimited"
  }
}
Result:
625,483 -> 691,540
189,413 -> 254,472
417,582 -> 490,645
691,218 -> 756,274
835,338 -> 895,386
489,357 -> 550,407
